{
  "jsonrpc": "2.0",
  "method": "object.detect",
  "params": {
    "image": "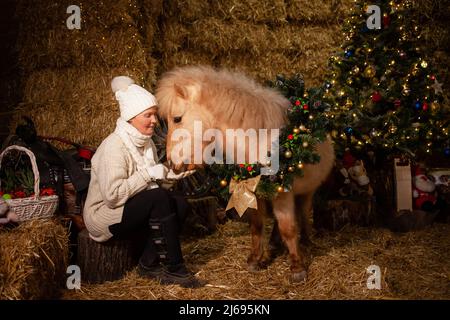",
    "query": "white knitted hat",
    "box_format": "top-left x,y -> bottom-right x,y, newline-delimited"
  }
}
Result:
111,76 -> 158,121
